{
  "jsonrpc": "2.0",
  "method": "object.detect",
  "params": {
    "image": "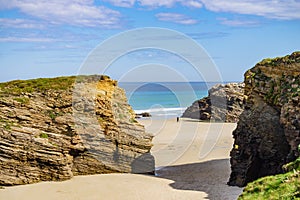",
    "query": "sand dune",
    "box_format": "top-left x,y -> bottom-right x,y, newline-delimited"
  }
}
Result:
0,118 -> 243,200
